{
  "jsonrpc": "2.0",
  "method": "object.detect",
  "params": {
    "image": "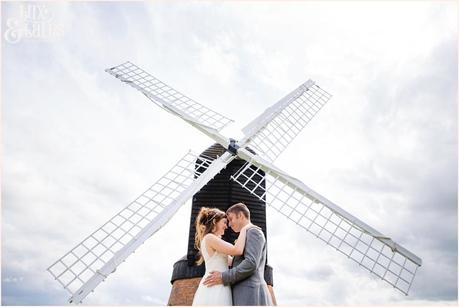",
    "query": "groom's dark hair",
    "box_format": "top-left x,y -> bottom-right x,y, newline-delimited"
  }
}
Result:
226,202 -> 250,219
